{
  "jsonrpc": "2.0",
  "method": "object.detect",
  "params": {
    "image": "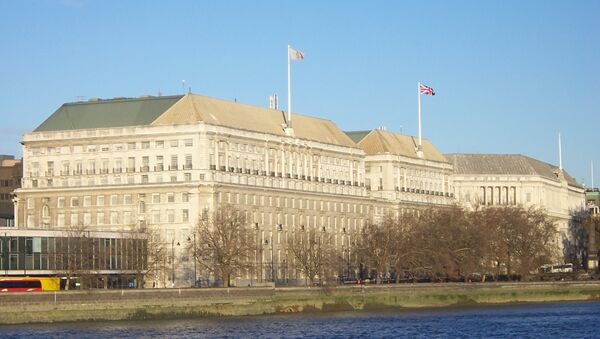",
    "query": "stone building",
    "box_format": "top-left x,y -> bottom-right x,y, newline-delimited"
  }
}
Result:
346,128 -> 454,218
14,93 -> 375,286
0,155 -> 22,227
446,153 -> 586,255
